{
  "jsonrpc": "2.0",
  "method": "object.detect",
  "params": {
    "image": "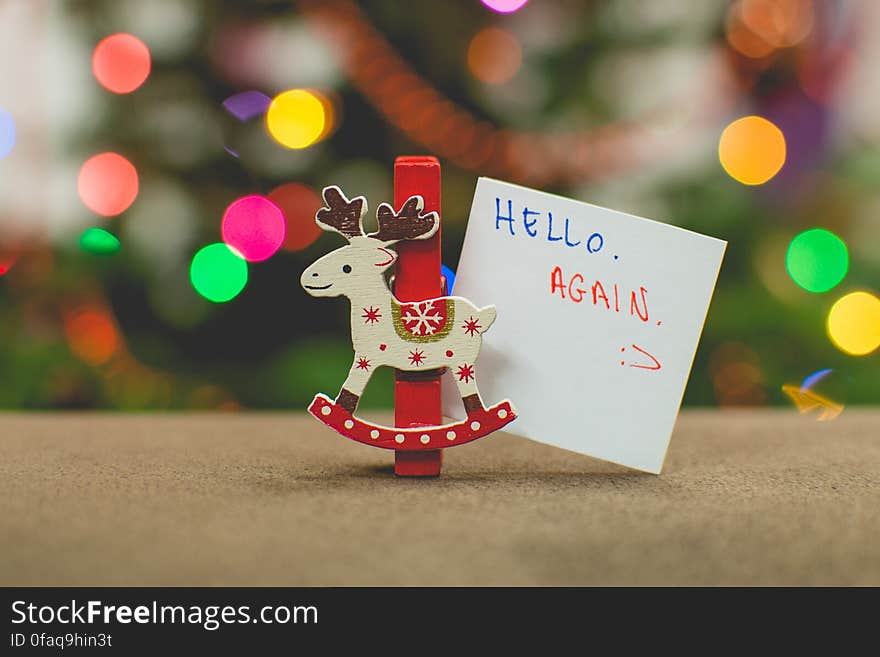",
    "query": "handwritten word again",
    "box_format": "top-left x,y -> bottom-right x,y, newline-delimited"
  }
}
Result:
550,266 -> 649,323
495,198 -> 605,254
